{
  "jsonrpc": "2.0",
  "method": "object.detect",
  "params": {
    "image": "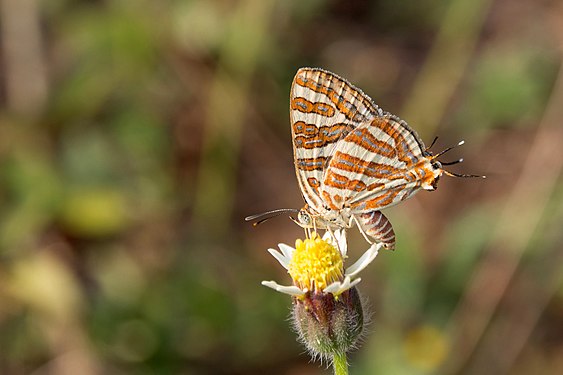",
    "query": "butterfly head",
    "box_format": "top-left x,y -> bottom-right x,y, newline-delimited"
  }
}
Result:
291,205 -> 332,230
423,140 -> 485,190
420,159 -> 443,191
296,208 -> 313,227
